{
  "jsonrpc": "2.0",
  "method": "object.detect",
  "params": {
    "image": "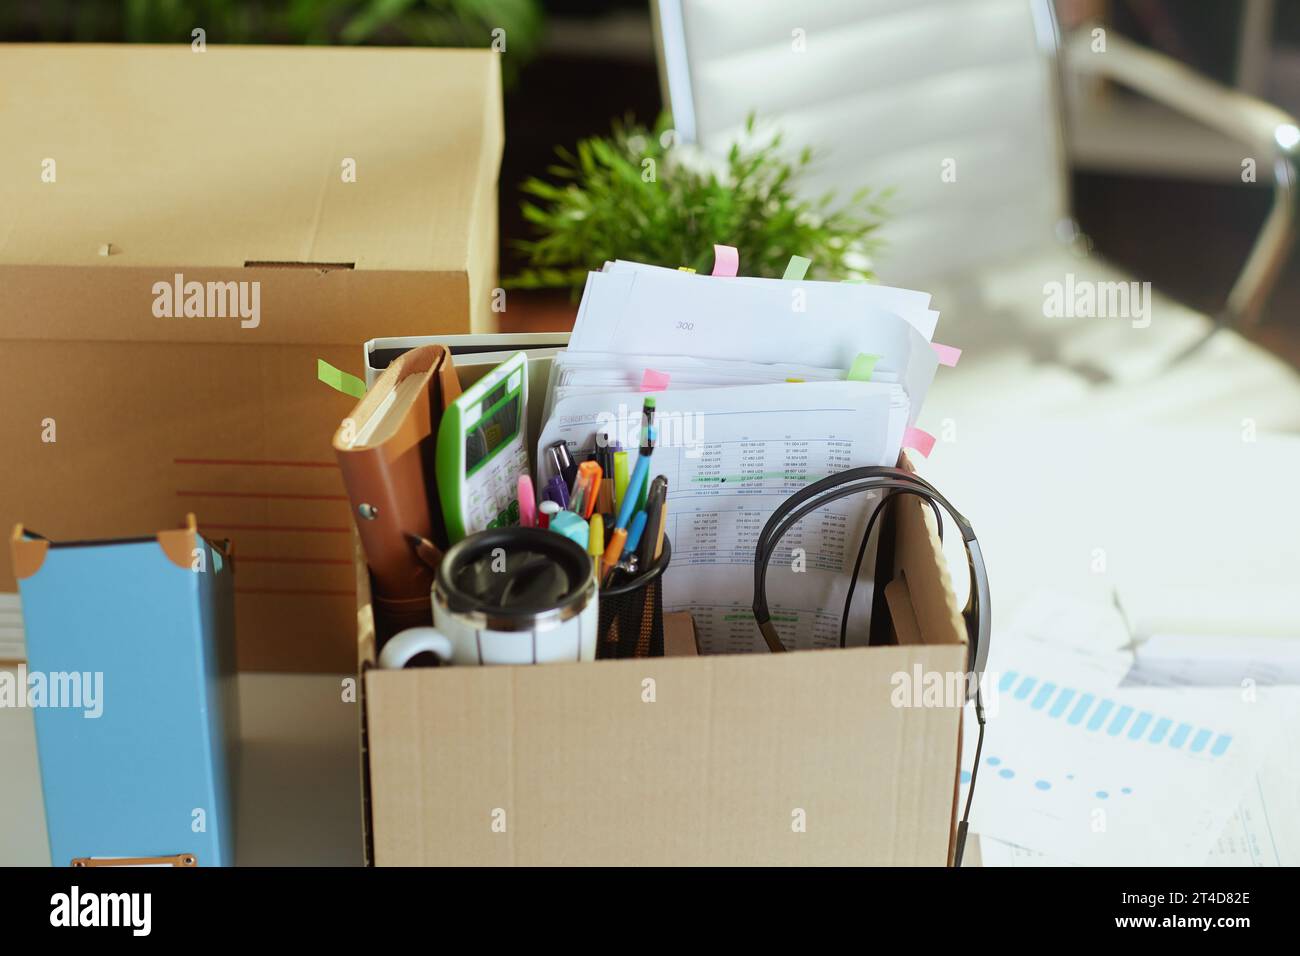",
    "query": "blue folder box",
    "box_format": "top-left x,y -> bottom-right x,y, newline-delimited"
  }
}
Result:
11,514 -> 239,866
